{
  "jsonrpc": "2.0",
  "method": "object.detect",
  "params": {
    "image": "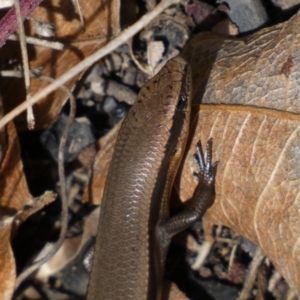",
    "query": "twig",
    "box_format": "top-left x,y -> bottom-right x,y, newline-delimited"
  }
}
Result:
15,75 -> 76,289
16,191 -> 57,223
9,34 -> 64,50
268,269 -> 282,292
128,38 -> 151,75
228,241 -> 238,272
14,0 -> 34,129
0,0 -> 179,130
238,247 -> 265,300
0,0 -> 43,48
0,70 -> 24,77
1,68 -> 43,78
73,0 -> 85,29
191,239 -> 214,270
